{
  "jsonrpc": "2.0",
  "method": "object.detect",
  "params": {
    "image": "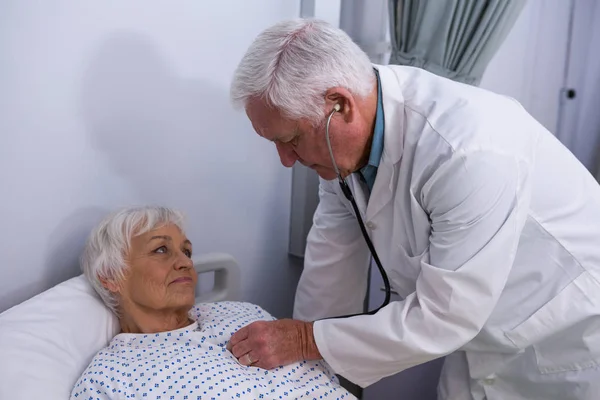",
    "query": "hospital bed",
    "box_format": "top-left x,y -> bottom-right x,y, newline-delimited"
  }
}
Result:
0,253 -> 242,400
